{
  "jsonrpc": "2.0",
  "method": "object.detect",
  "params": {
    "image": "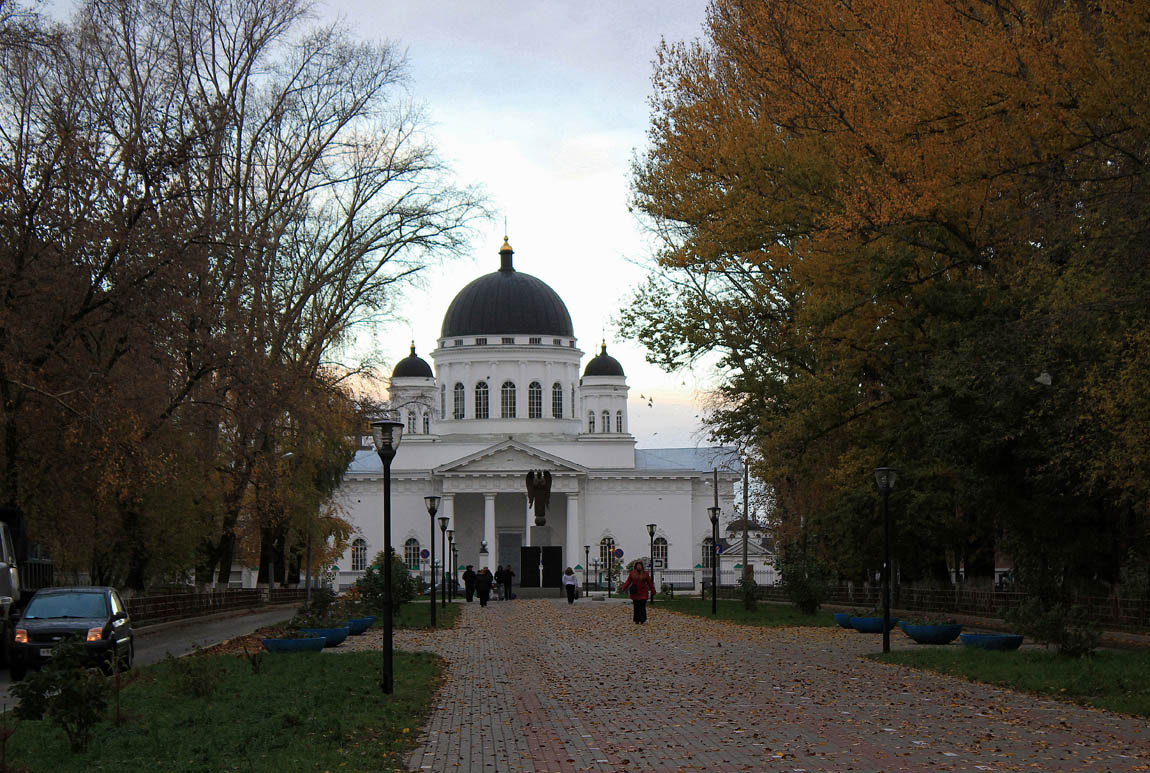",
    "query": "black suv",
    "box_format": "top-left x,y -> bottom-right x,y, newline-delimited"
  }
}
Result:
9,586 -> 134,680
